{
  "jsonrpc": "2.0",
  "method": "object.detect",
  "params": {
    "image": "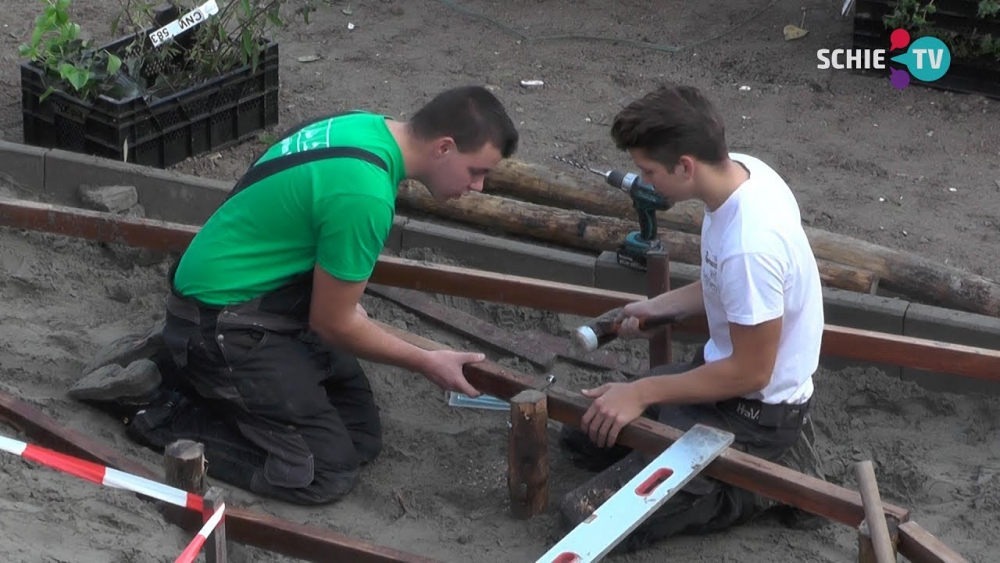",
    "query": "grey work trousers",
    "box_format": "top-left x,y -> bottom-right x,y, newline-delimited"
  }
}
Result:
558,348 -> 823,553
